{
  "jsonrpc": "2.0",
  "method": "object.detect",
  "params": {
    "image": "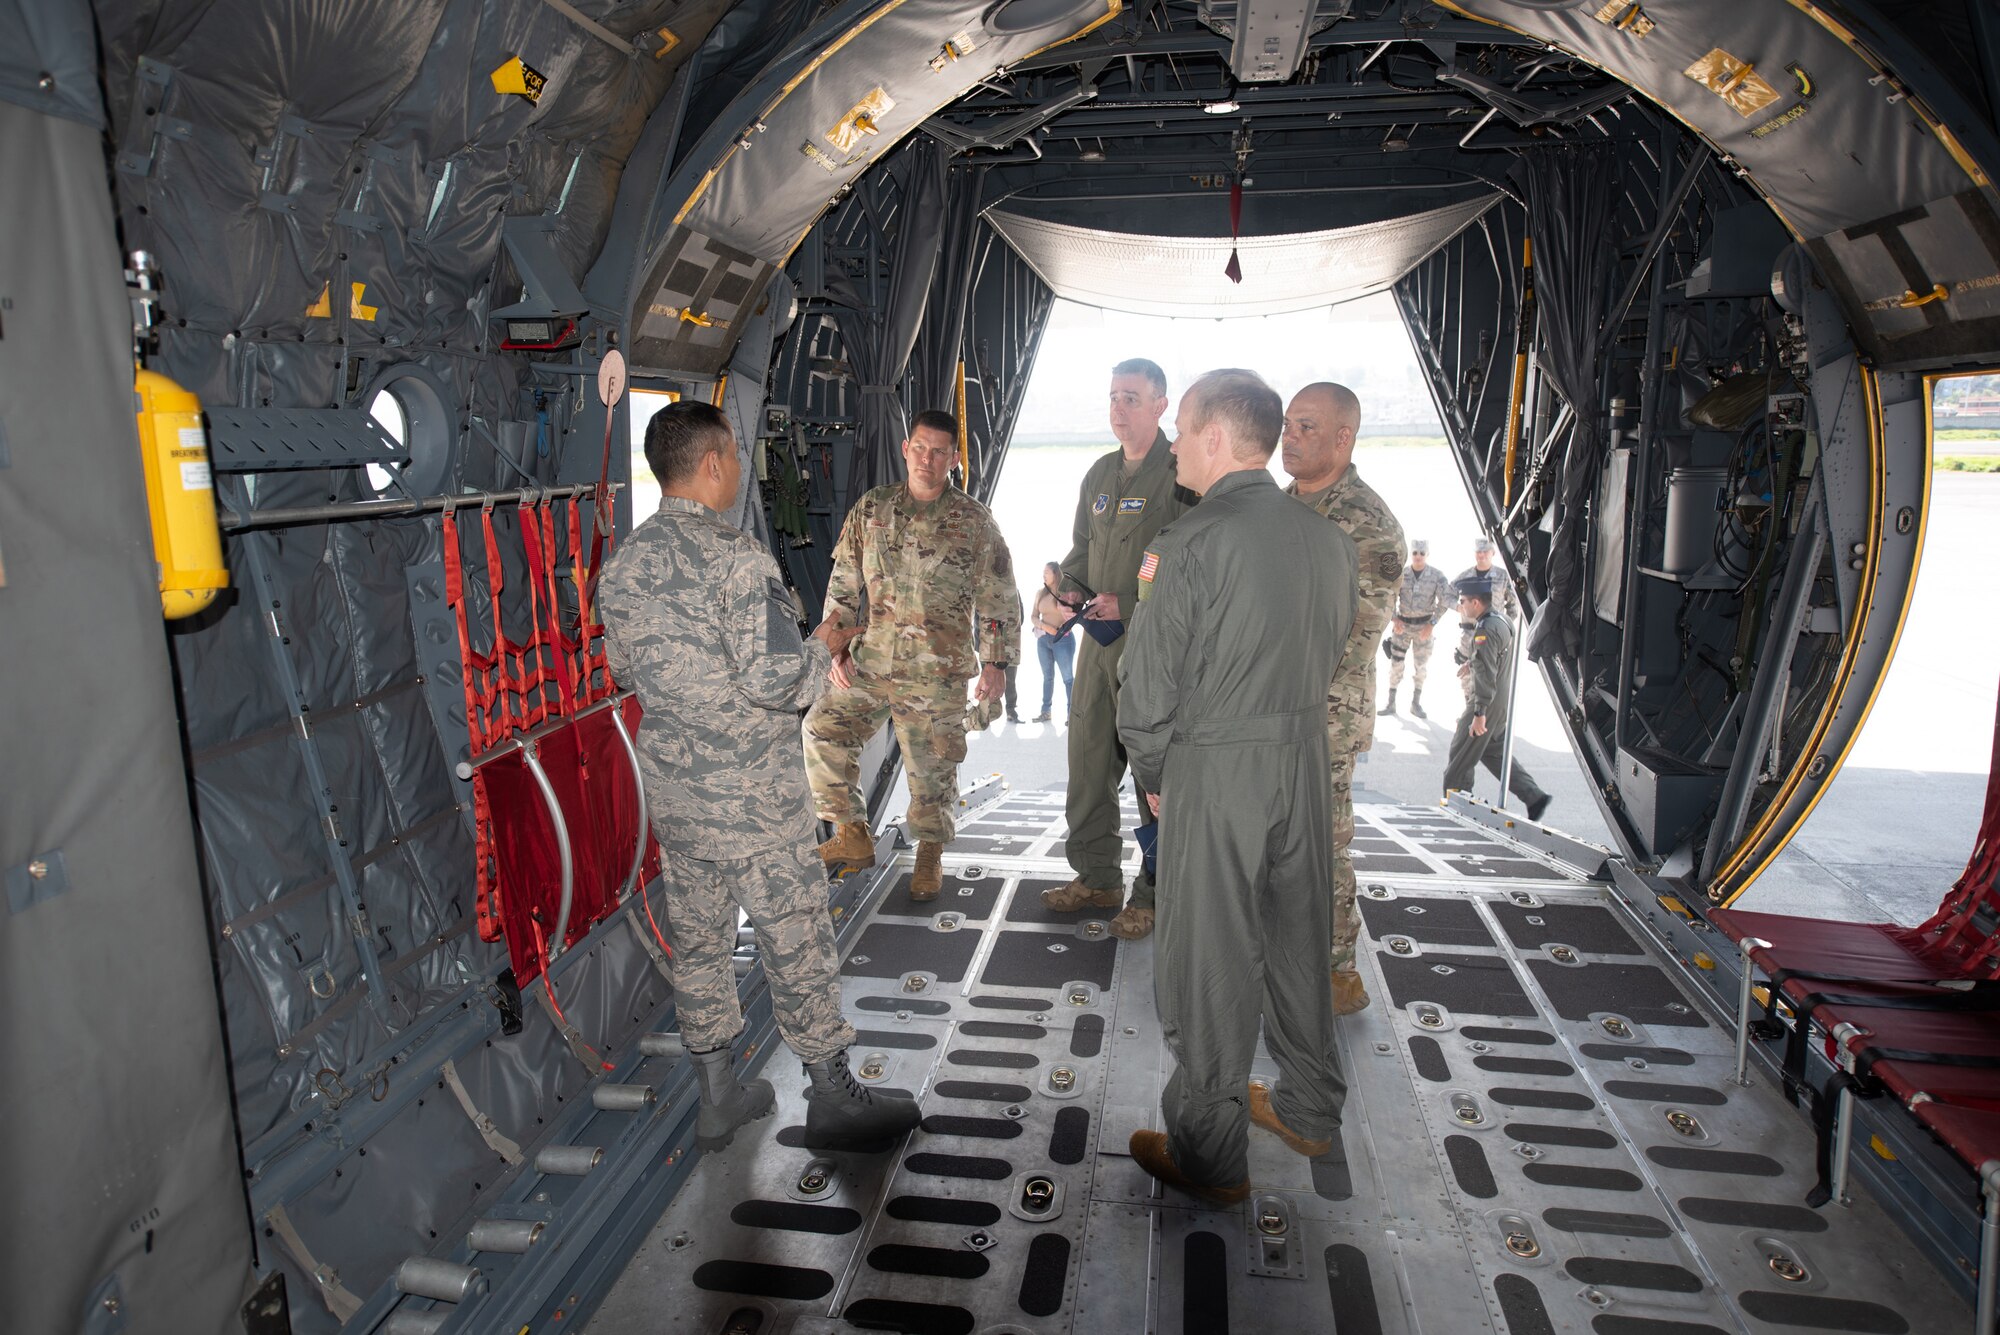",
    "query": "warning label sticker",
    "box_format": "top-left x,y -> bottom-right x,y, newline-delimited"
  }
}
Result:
180,460 -> 212,491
